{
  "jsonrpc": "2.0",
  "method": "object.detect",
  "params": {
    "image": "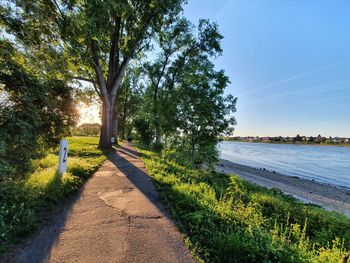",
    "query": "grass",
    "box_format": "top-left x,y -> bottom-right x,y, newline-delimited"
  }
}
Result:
140,148 -> 350,263
0,136 -> 106,254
